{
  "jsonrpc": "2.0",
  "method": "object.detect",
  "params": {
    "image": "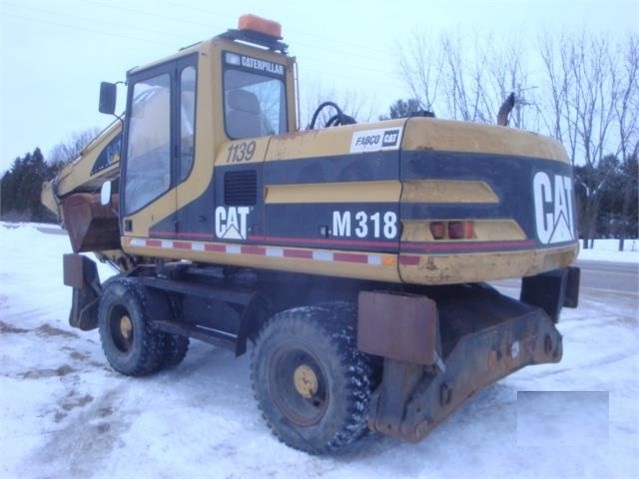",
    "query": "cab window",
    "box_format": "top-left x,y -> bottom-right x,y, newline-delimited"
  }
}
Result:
223,67 -> 286,139
179,66 -> 196,181
124,73 -> 171,214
